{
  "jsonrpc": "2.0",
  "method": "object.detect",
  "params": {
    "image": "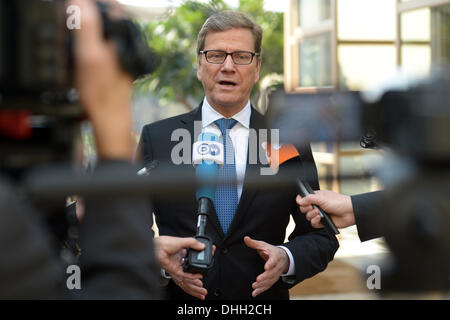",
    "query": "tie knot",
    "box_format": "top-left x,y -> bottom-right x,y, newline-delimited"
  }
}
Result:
215,118 -> 238,136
